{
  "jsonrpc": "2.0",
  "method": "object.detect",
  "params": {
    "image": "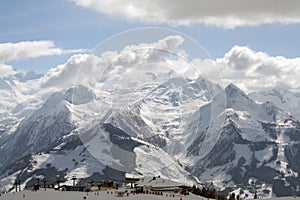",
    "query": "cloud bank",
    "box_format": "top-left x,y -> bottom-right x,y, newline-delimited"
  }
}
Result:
1,35 -> 296,94
72,0 -> 300,28
0,41 -> 86,63
0,63 -> 14,78
41,35 -> 187,89
0,40 -> 87,77
215,46 -> 300,92
40,34 -> 300,93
